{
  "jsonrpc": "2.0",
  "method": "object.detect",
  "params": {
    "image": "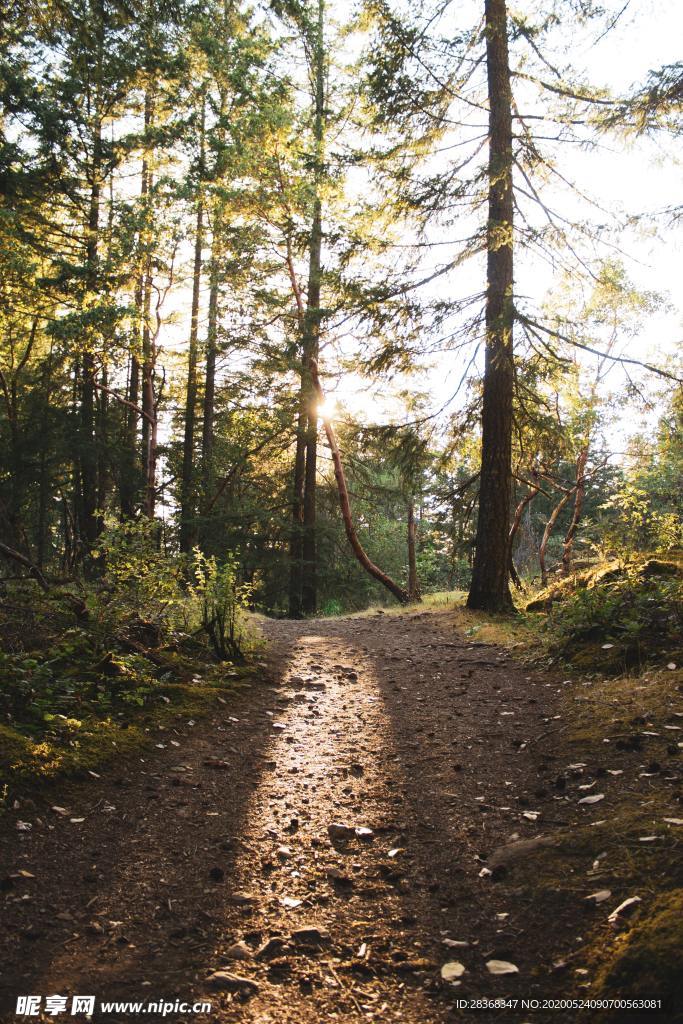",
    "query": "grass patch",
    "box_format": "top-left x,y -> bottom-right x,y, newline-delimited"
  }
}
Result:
0,579 -> 262,803
0,667 -> 255,801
